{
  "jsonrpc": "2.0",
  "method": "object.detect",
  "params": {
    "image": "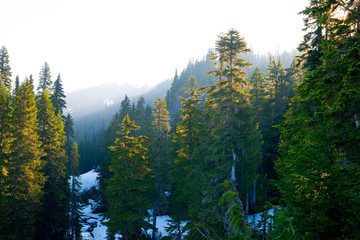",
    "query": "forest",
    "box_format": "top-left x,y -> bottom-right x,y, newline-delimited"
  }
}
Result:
1,0 -> 360,239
